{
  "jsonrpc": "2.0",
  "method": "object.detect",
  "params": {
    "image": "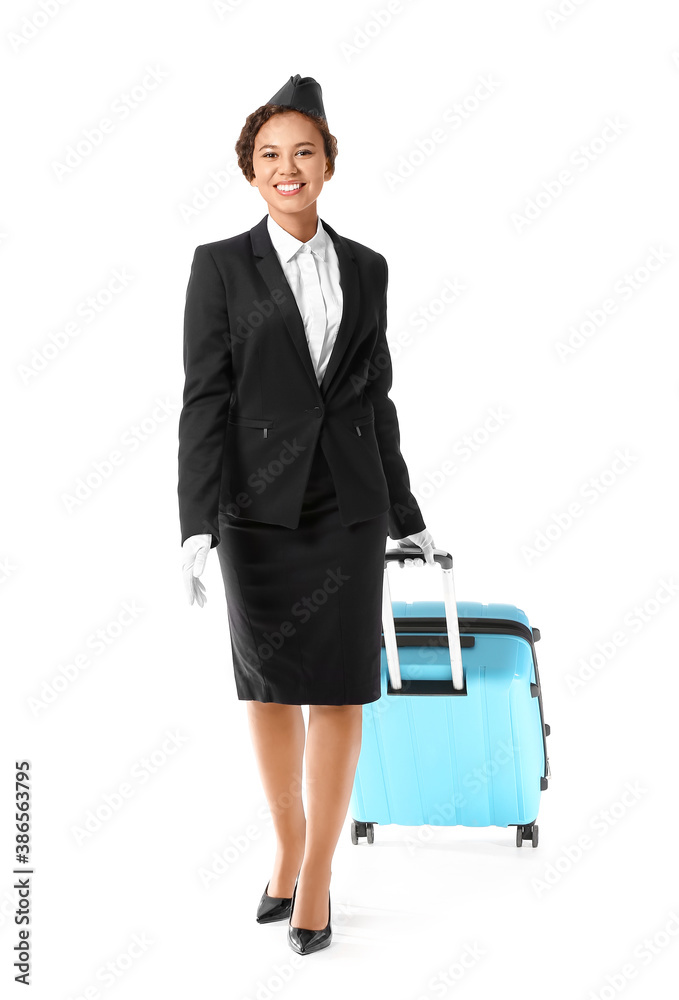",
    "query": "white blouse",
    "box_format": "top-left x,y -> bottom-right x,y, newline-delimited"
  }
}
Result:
267,213 -> 343,386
